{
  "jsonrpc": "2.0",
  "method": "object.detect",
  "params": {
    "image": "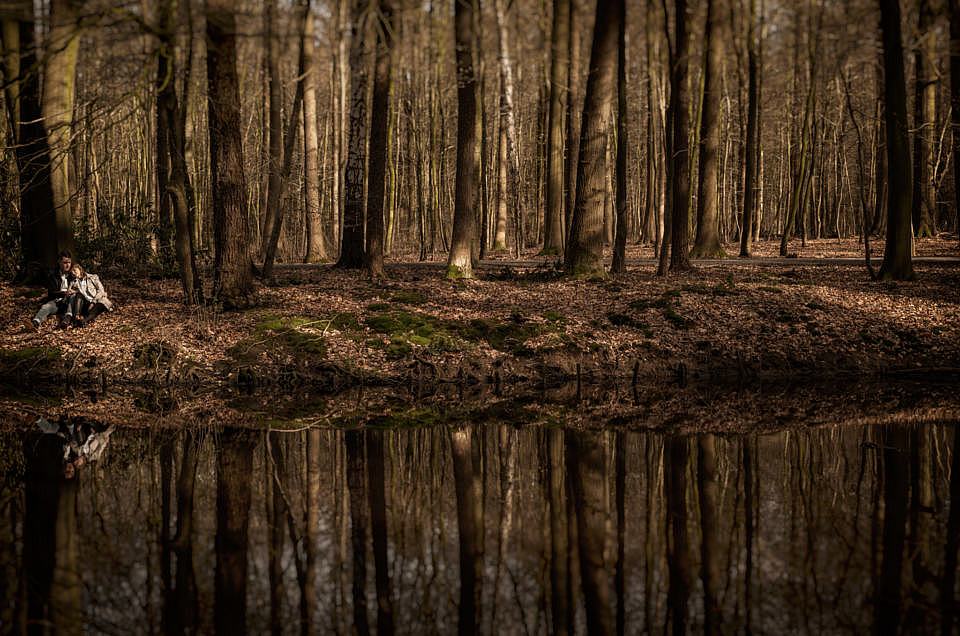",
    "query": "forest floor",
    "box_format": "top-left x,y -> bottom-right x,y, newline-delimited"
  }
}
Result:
1,237 -> 959,399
